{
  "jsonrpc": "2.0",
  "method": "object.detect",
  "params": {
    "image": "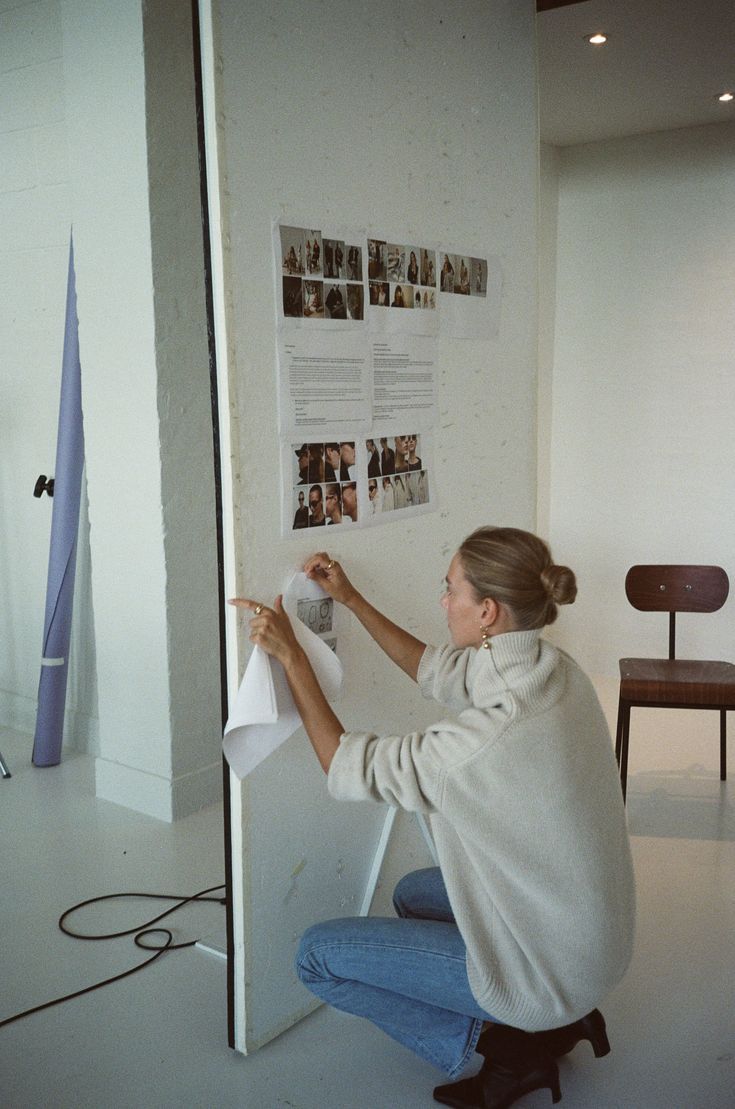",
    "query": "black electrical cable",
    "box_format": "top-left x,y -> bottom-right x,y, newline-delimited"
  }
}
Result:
0,883 -> 226,1030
